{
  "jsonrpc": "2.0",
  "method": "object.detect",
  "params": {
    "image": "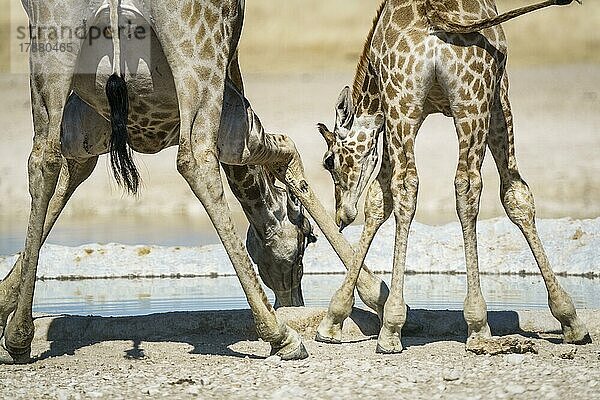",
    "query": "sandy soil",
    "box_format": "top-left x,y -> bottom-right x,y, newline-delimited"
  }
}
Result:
0,308 -> 598,399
